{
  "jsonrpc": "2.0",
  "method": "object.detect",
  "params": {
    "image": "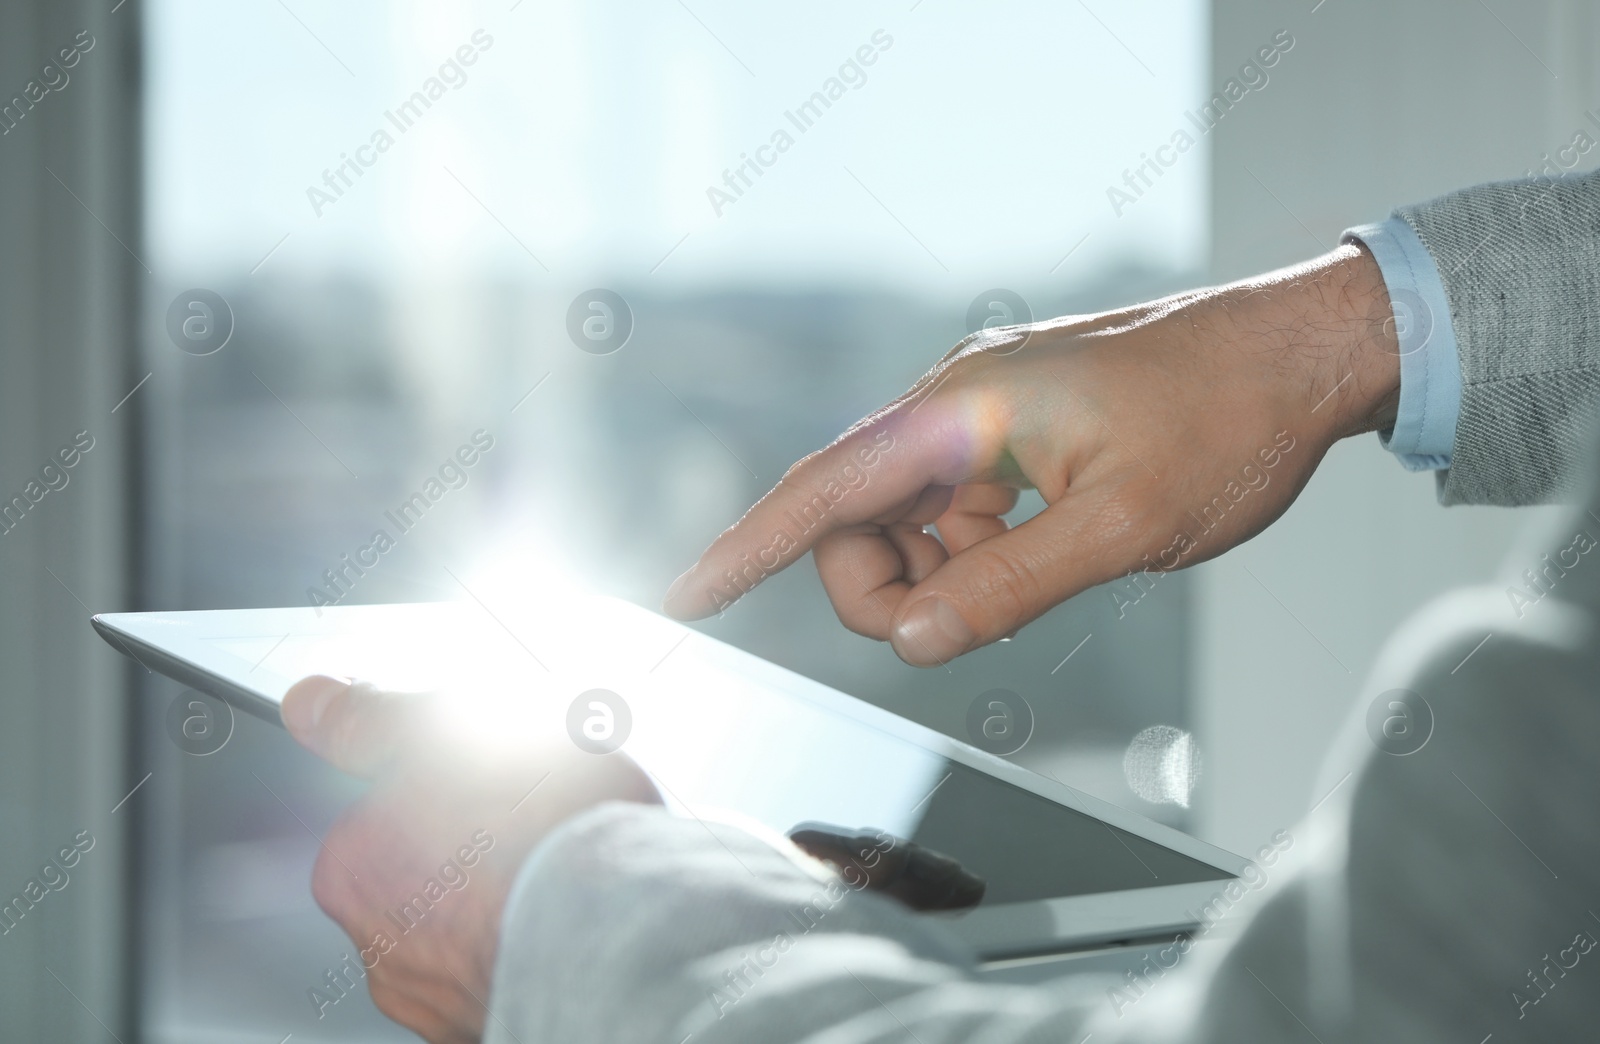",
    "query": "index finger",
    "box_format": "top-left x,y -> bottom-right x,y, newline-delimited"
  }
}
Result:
661,410 -> 964,620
